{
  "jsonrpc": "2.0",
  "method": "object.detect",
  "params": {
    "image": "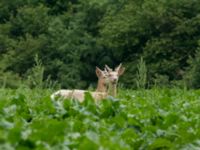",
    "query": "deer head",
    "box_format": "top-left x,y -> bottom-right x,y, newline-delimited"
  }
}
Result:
105,63 -> 125,97
105,63 -> 125,84
95,67 -> 109,92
